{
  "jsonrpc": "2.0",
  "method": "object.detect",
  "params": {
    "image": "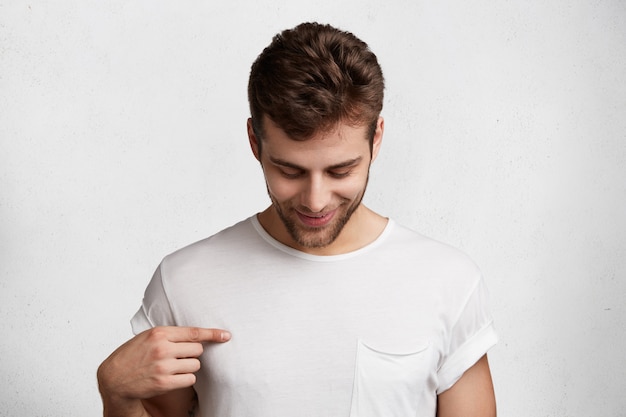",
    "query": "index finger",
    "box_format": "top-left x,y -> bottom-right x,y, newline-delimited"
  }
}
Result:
164,326 -> 231,343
